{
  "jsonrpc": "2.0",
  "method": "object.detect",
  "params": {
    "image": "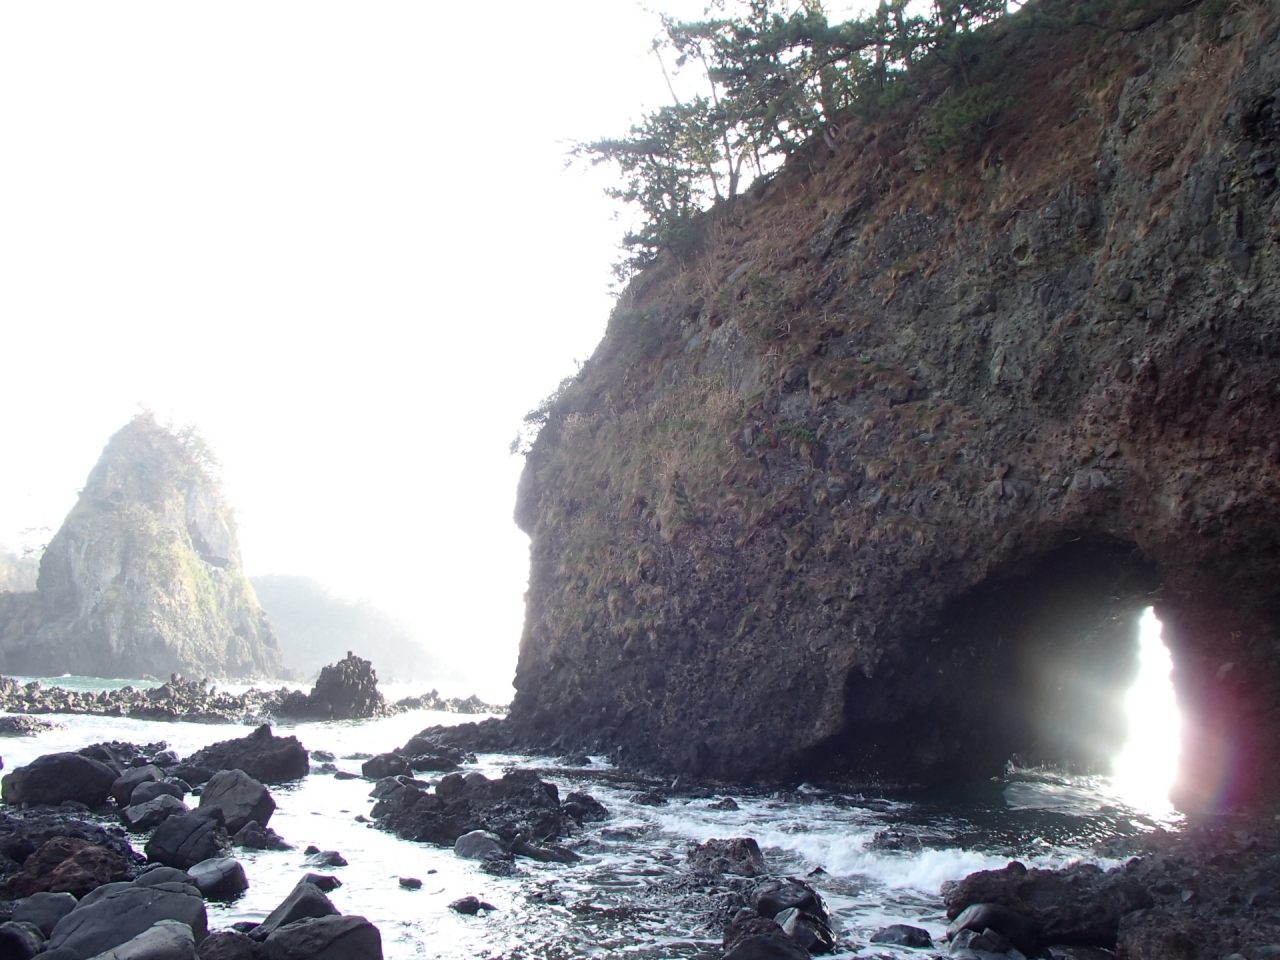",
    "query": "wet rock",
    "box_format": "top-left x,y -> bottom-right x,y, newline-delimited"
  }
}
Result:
454,831 -> 507,861
332,772 -> 359,781
479,859 -> 523,878
405,754 -> 458,773
145,813 -> 229,870
1,754 -> 119,807
0,920 -> 45,959
246,879 -> 337,942
360,755 -> 409,780
300,873 -> 342,892
943,861 -> 1151,948
3,837 -> 132,898
229,820 -> 290,851
511,836 -> 580,863
724,908 -> 784,952
194,931 -> 262,960
629,791 -> 668,806
129,782 -> 185,806
301,653 -> 386,720
688,838 -> 766,877
82,918 -> 196,960
303,848 -> 347,868
121,796 -> 188,832
184,726 -> 308,785
723,932 -> 811,960
46,881 -> 207,960
869,924 -> 932,948
260,914 -> 382,960
373,770 -> 570,847
708,798 -> 740,811
562,792 -> 609,823
448,896 -> 495,915
111,767 -> 163,807
557,753 -> 590,767
12,891 -> 77,936
312,751 -> 336,763
197,770 -> 275,833
0,717 -> 61,737
775,906 -> 835,954
398,877 -> 421,889
946,903 -> 1040,955
134,867 -> 192,888
186,857 -> 248,900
